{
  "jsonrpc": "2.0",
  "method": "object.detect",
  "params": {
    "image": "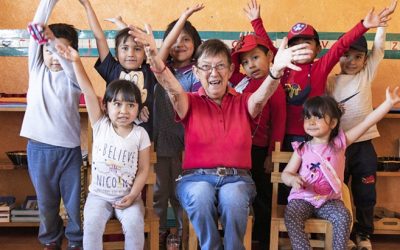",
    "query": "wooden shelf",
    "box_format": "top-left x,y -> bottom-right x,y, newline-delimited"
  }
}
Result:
0,106 -> 87,112
0,222 -> 39,227
384,113 -> 400,119
377,171 -> 400,177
